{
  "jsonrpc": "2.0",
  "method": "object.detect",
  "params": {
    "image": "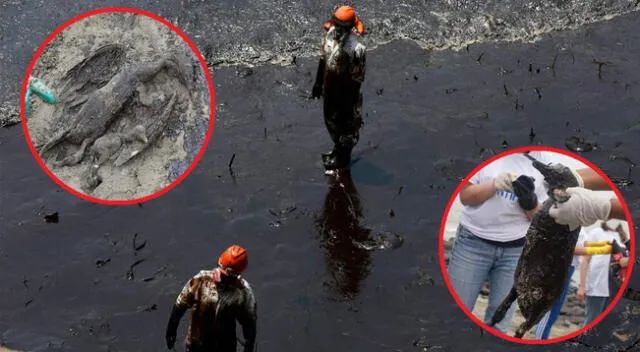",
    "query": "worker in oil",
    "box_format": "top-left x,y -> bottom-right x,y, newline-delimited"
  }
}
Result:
312,5 -> 367,174
165,245 -> 257,352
